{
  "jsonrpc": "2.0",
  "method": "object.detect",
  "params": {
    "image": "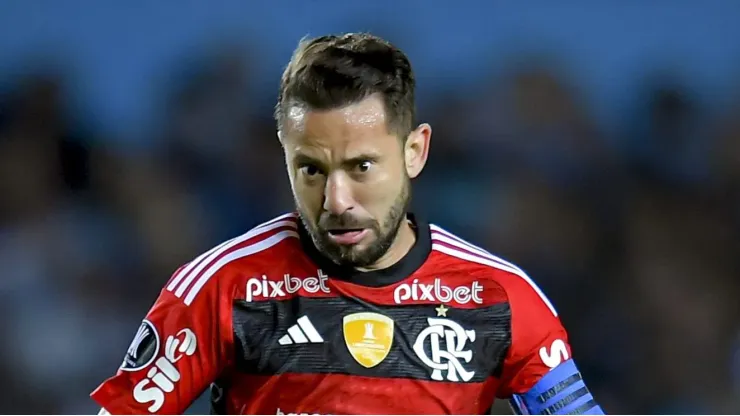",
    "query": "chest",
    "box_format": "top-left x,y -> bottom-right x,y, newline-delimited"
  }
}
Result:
230,292 -> 511,384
